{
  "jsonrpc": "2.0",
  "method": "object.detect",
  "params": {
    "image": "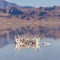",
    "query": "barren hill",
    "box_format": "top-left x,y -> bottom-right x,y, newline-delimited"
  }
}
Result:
0,0 -> 60,42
